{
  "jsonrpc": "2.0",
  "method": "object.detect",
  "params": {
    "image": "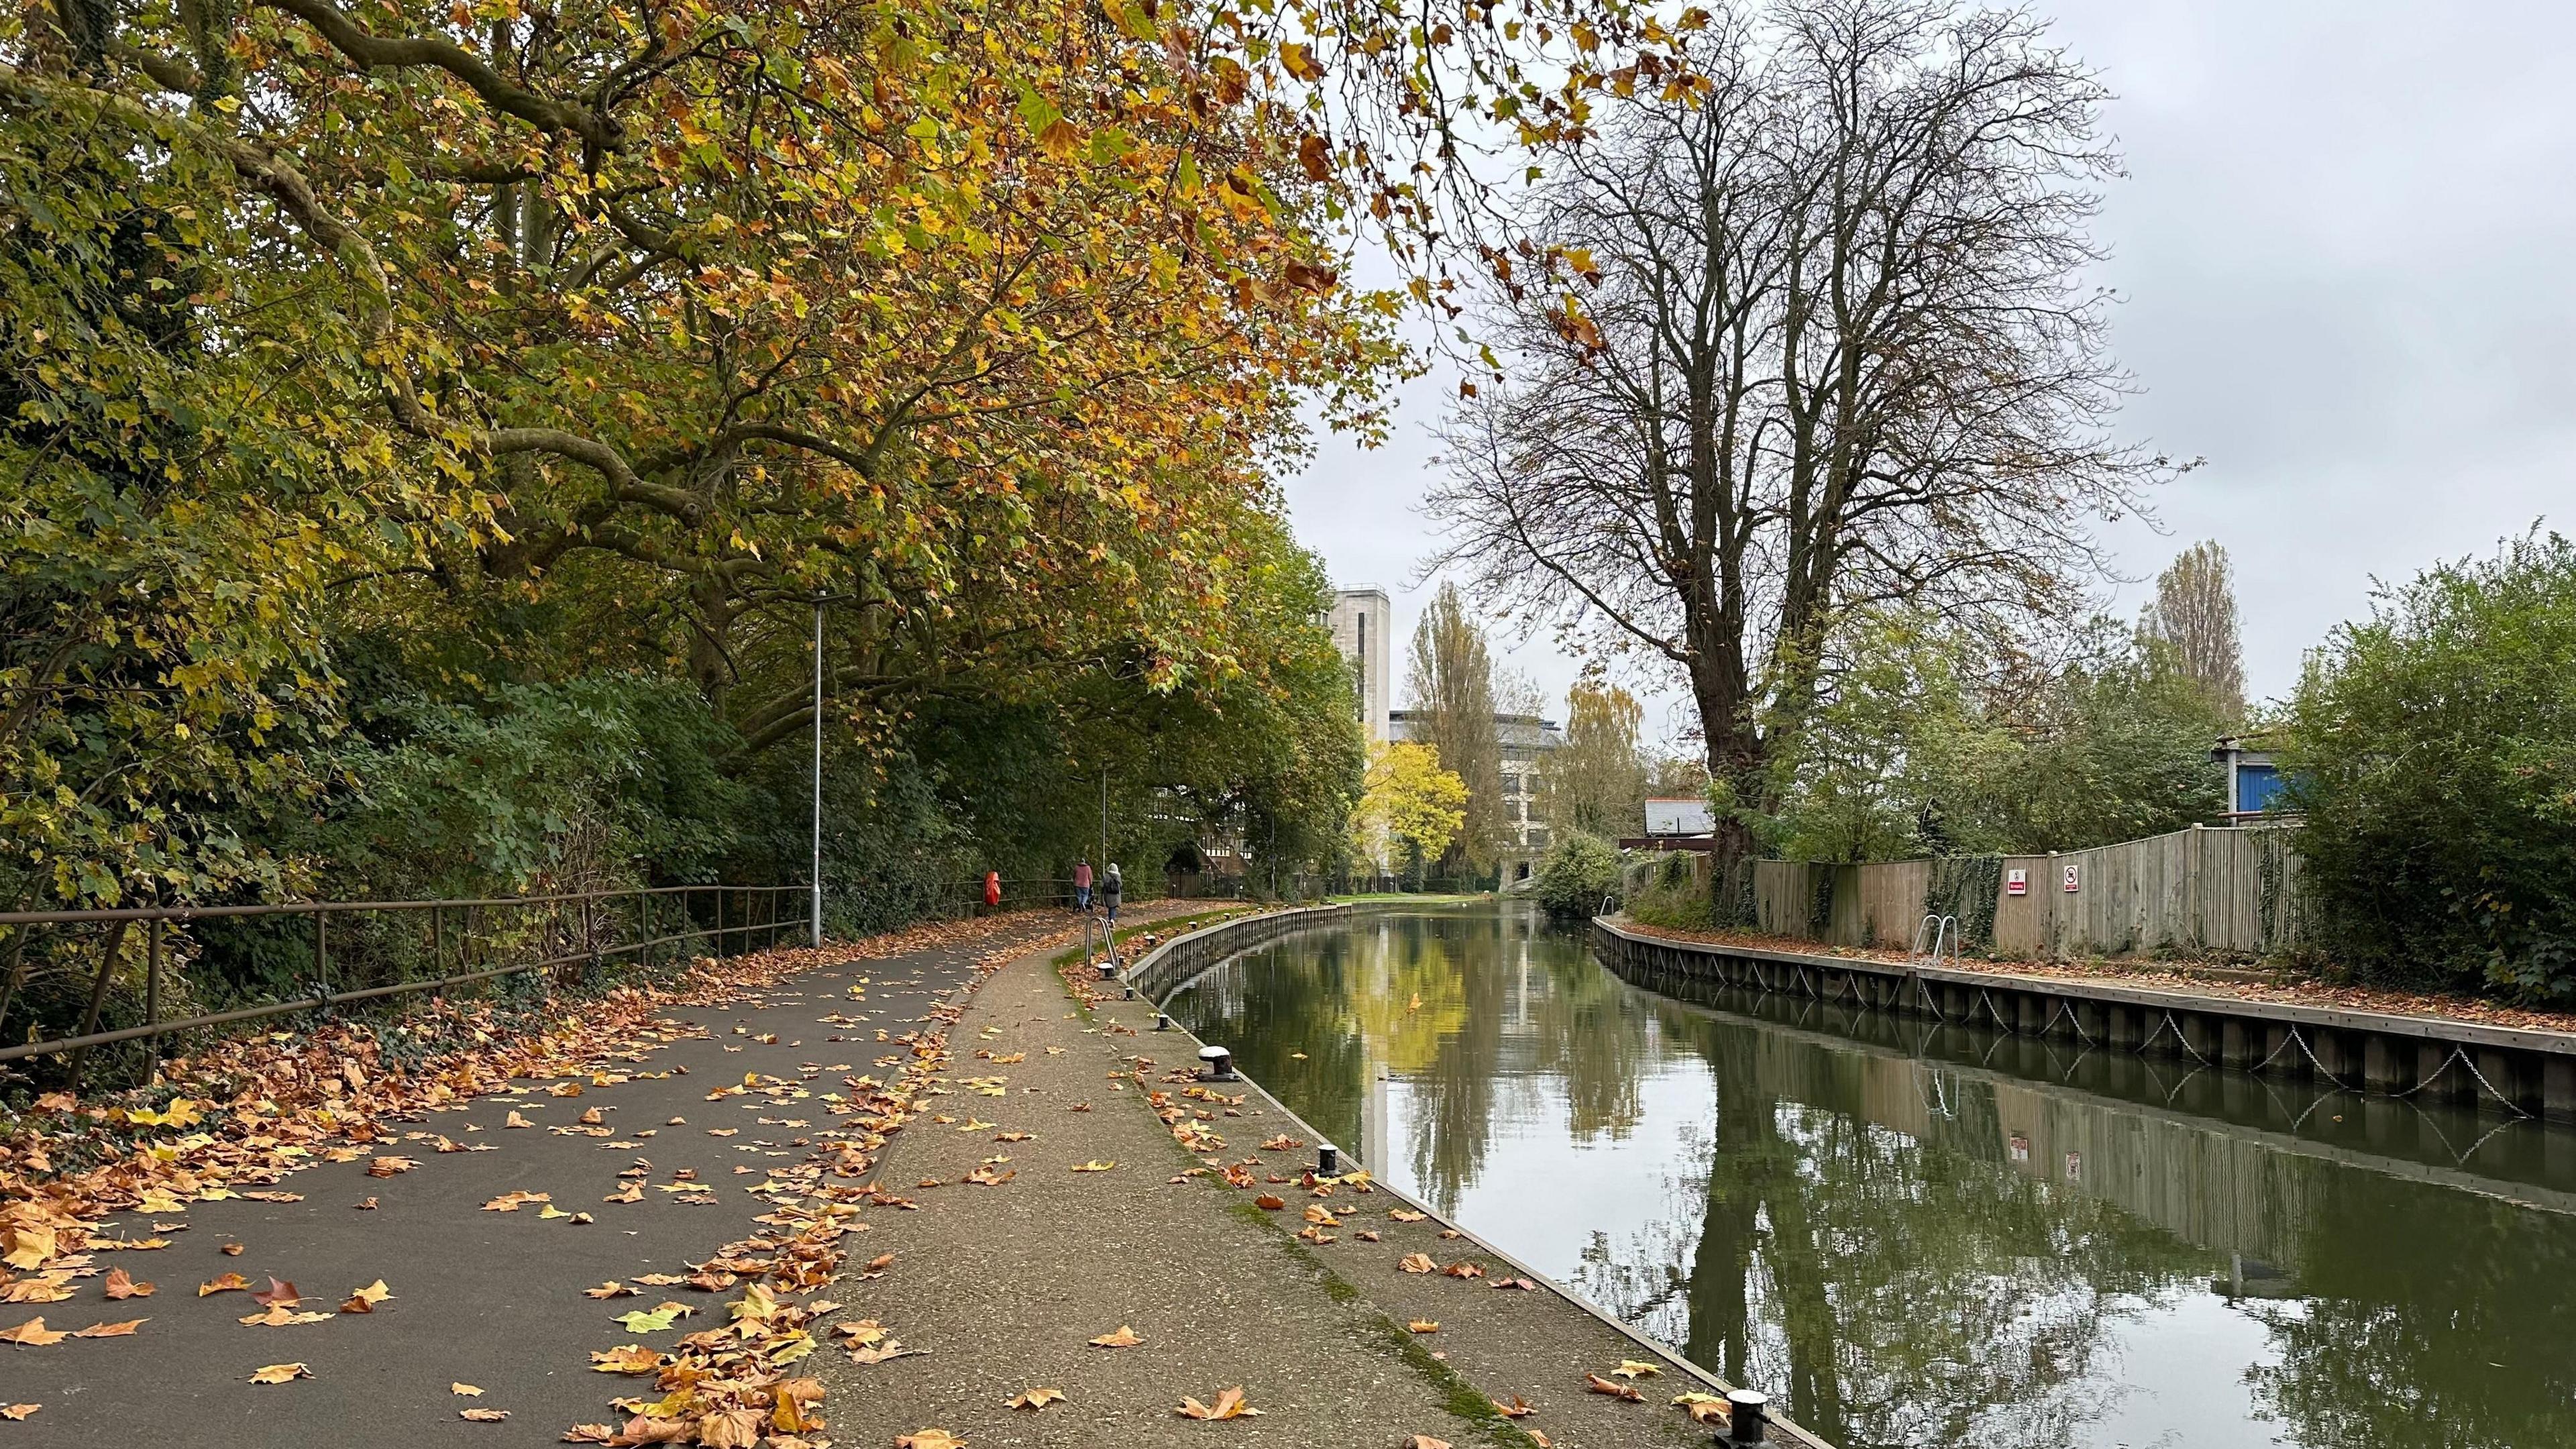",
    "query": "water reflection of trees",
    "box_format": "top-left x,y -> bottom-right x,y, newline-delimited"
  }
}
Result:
1174,910 -> 2576,1449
